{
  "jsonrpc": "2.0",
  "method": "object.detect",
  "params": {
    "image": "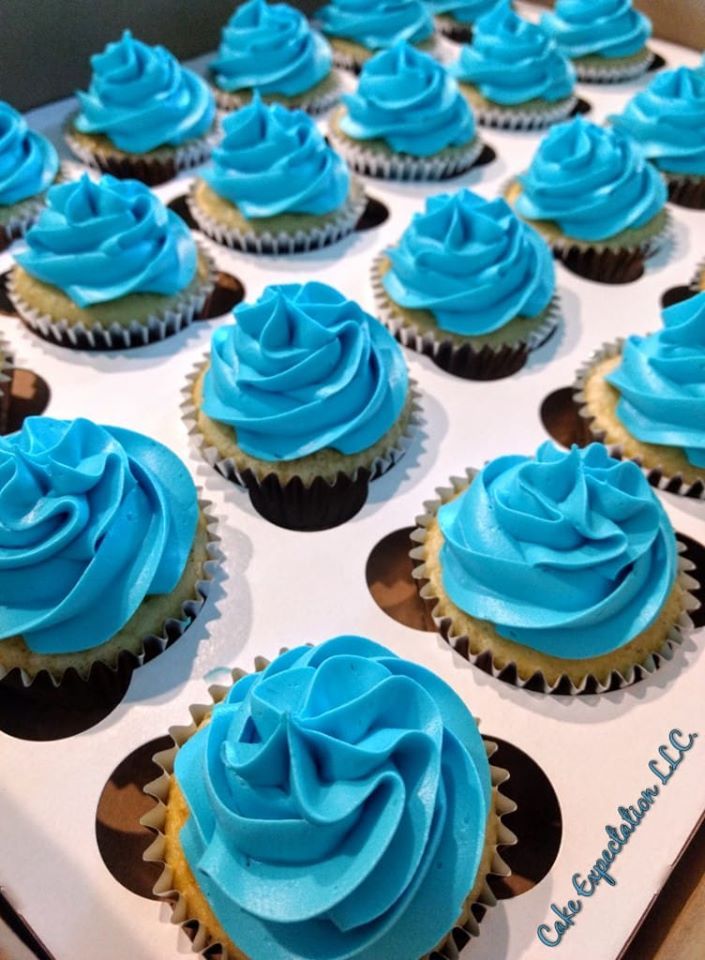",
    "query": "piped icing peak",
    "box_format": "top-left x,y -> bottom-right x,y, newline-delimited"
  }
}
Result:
75,30 -> 215,153
14,174 -> 197,307
203,96 -> 350,218
427,0 -> 503,25
0,101 -> 58,207
606,291 -> 705,468
202,281 -> 409,461
317,0 -> 434,51
514,117 -> 667,242
438,442 -> 677,659
211,0 -> 332,96
0,416 -> 198,655
383,189 -> 555,334
340,42 -> 475,156
540,0 -> 651,61
174,635 -> 492,960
